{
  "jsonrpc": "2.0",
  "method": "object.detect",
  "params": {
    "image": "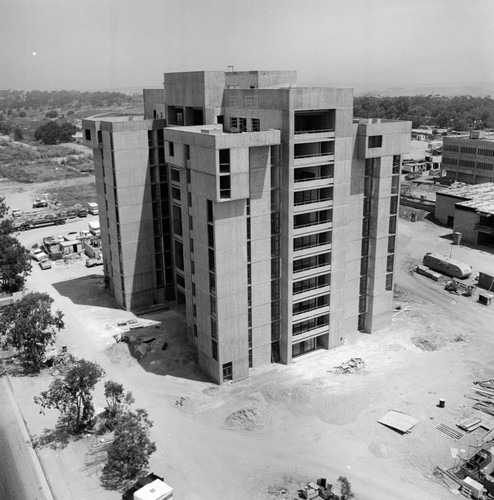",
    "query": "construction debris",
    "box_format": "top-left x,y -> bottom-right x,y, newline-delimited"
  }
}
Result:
435,423 -> 464,441
331,357 -> 365,374
466,379 -> 494,418
378,409 -> 419,434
